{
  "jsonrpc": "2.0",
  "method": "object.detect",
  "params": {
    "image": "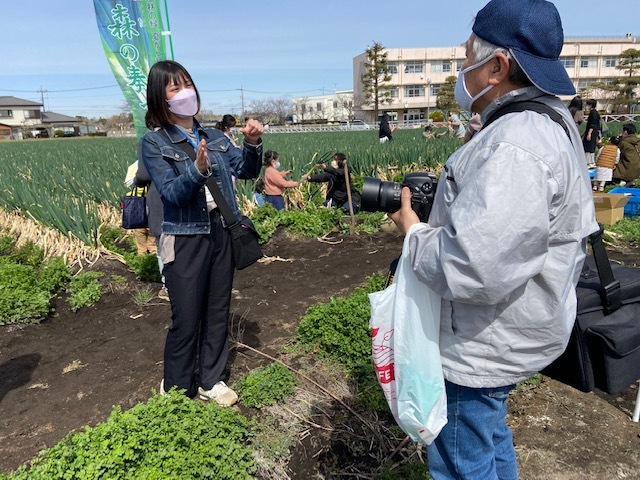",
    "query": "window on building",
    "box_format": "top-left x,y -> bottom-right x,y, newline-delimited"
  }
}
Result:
308,105 -> 314,113
316,102 -> 322,110
430,84 -> 441,96
0,110 -> 13,118
603,56 -> 618,68
23,110 -> 41,119
404,85 -> 425,97
560,56 -> 575,68
577,78 -> 598,89
456,60 -> 464,72
333,101 -> 338,109
580,56 -> 597,68
430,60 -> 451,73
404,61 -> 424,74
403,110 -> 423,122
388,62 -> 398,74
390,87 -> 399,98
